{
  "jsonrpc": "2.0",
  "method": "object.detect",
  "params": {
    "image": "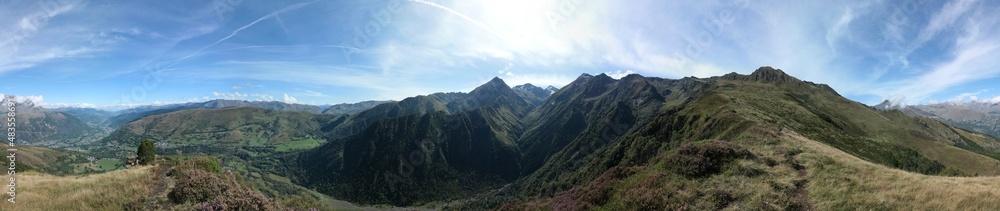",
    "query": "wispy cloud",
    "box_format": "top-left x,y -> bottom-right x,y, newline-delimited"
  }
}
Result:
915,0 -> 978,47
163,1 -> 320,70
406,0 -> 505,40
6,0 -> 1000,107
885,5 -> 1000,104
0,0 -> 85,74
301,90 -> 328,97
